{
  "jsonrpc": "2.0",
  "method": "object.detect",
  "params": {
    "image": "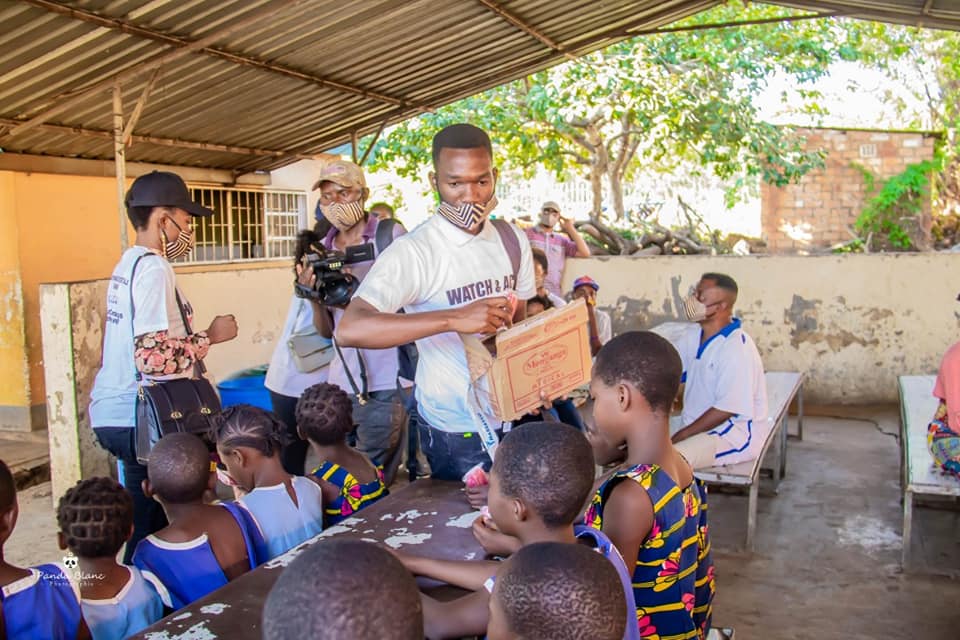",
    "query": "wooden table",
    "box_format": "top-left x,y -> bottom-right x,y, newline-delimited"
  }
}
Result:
131,480 -> 483,639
